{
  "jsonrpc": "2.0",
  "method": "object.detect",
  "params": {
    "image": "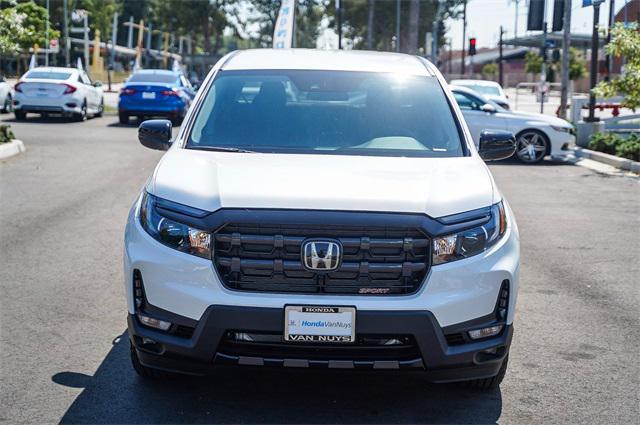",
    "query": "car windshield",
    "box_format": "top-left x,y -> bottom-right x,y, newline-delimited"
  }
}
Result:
464,84 -> 501,97
25,71 -> 72,80
128,73 -> 176,83
188,70 -> 464,157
